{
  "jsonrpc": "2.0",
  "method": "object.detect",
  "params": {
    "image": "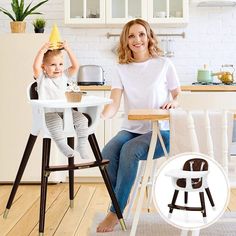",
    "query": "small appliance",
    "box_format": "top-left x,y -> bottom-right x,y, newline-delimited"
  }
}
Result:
77,65 -> 105,85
